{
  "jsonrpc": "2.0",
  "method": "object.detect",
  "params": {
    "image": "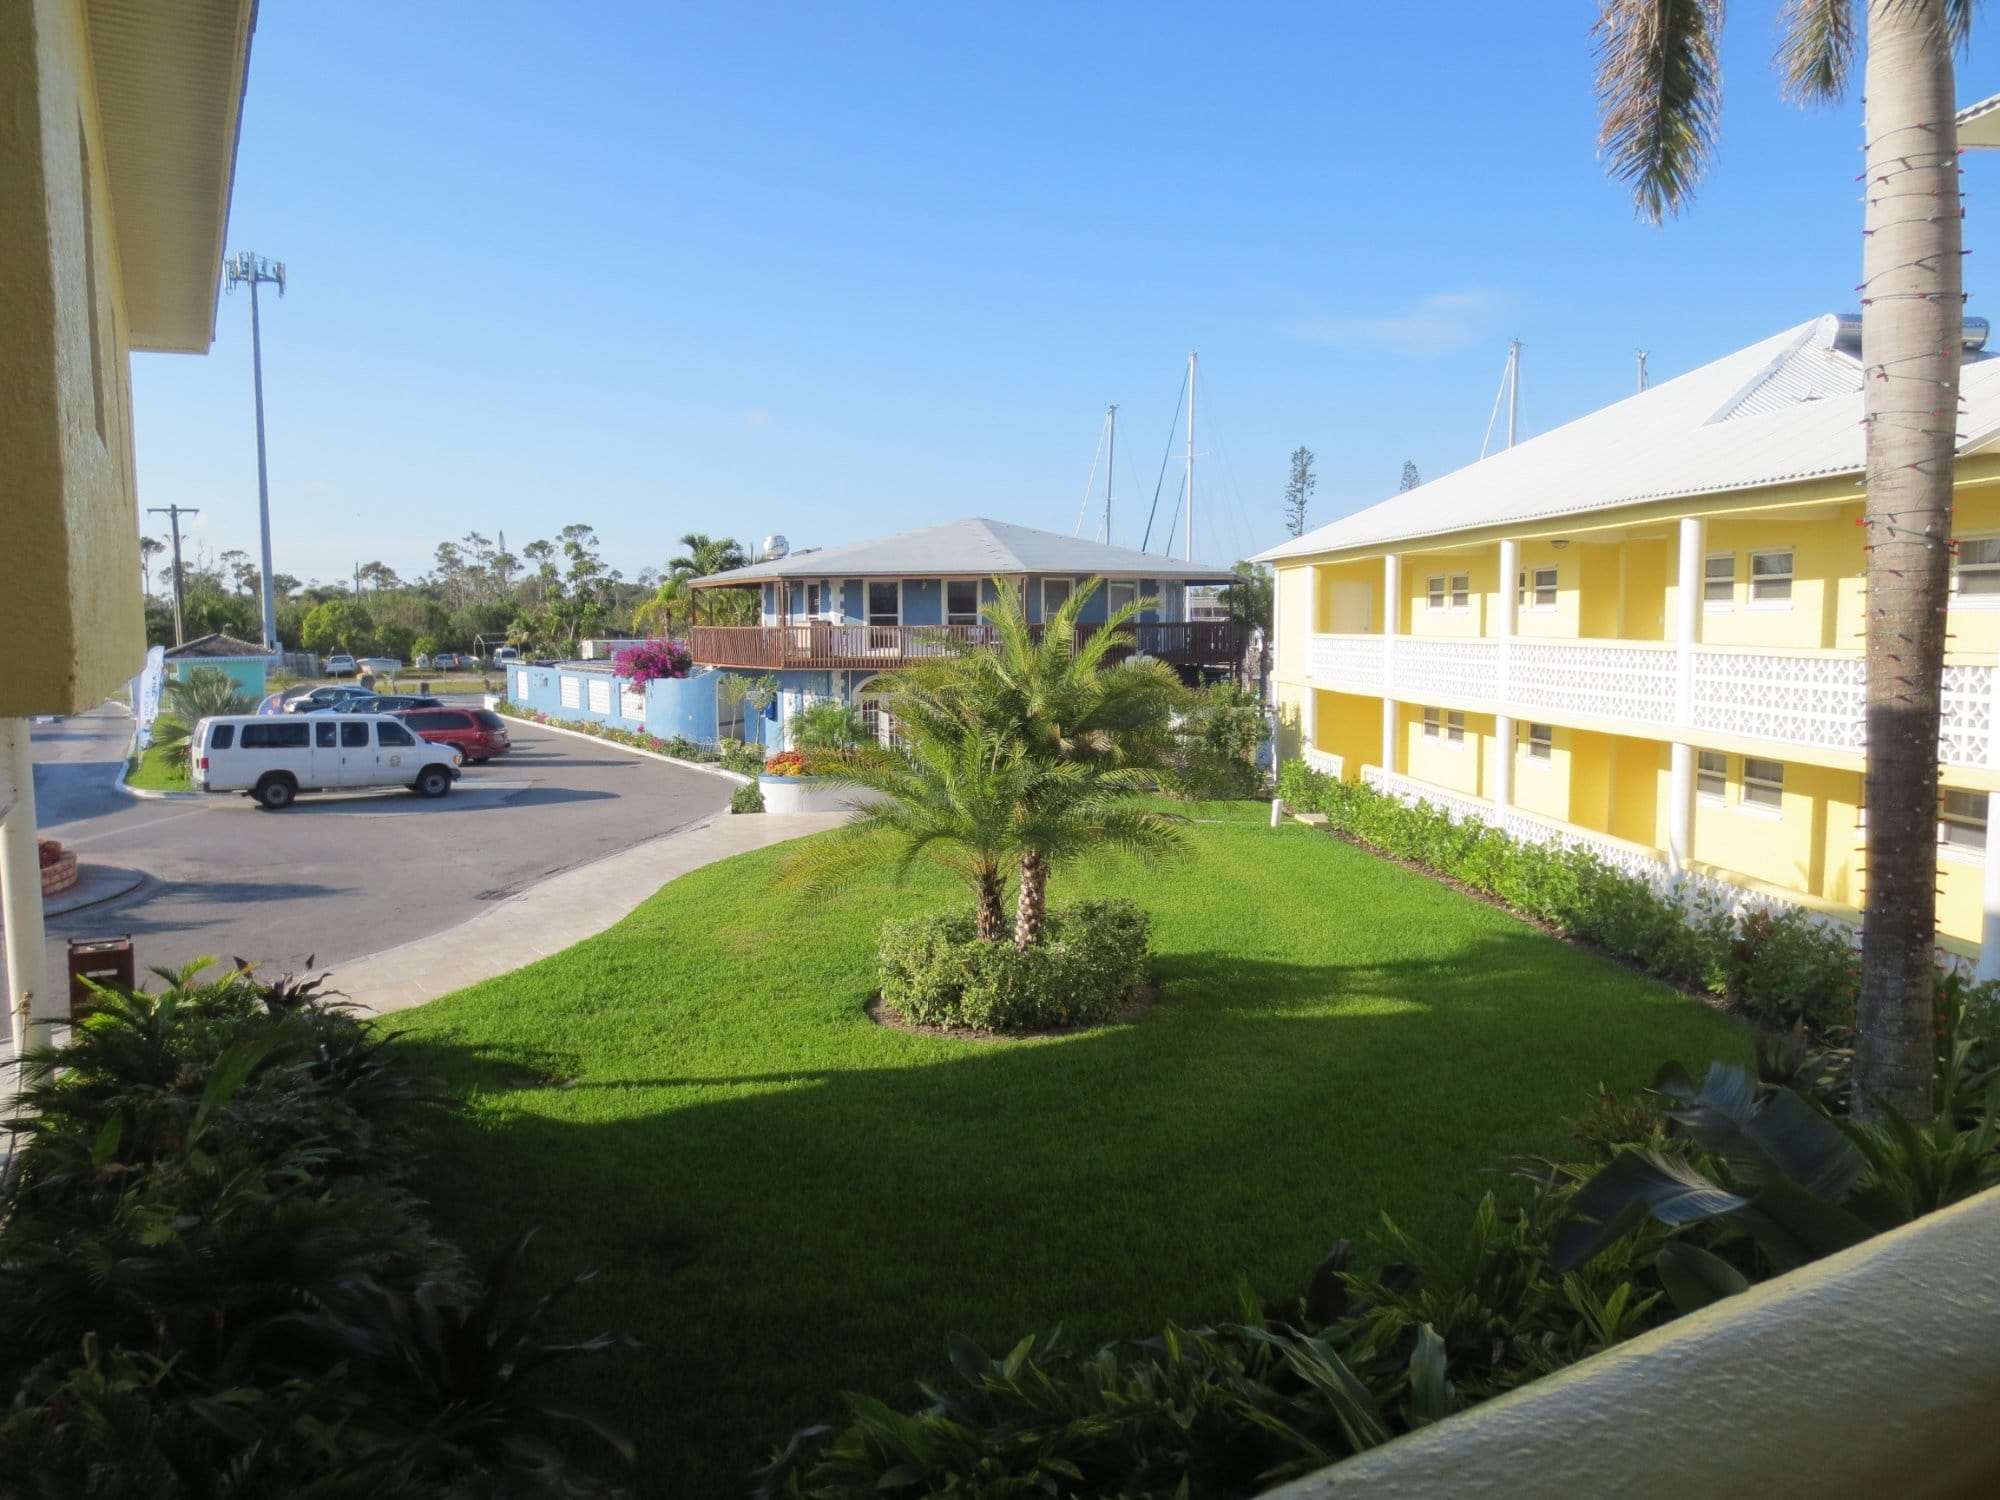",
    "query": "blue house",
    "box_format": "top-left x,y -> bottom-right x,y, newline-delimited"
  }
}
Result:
688,516 -> 1243,745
